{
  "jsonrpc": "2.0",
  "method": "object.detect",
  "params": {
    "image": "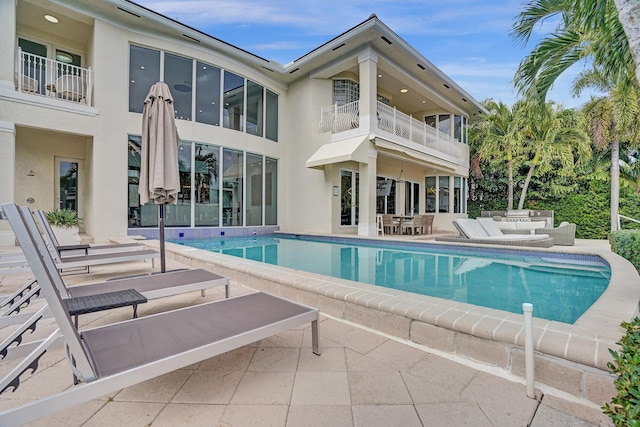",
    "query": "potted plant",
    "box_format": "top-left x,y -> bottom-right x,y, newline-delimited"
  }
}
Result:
45,208 -> 82,245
